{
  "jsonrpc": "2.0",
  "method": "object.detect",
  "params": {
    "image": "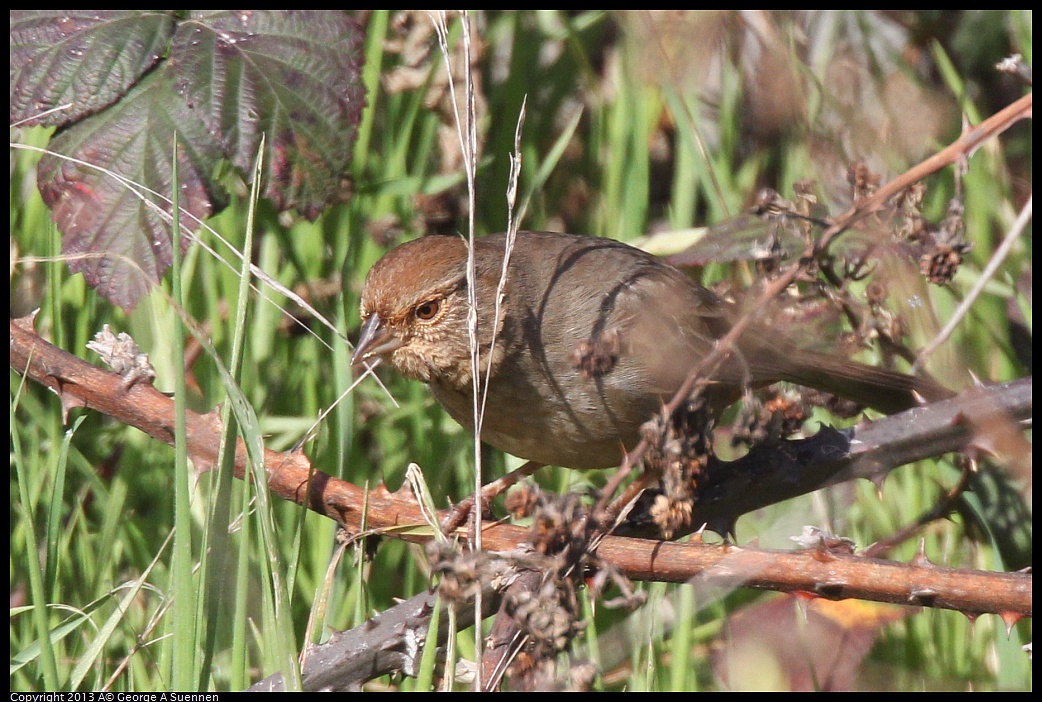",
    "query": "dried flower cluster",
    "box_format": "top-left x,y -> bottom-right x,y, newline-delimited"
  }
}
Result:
640,399 -> 714,540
